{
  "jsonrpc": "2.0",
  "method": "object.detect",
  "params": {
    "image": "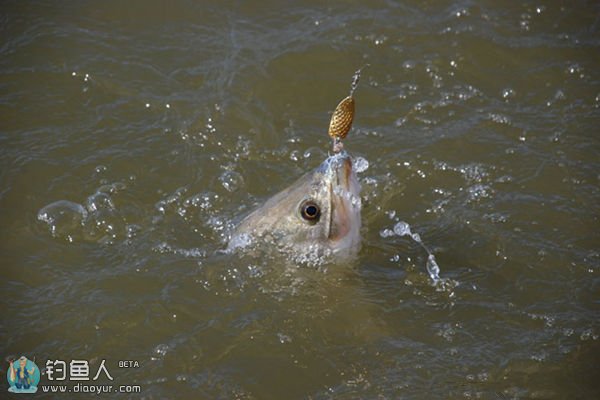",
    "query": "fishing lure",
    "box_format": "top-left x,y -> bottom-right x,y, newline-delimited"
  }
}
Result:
328,66 -> 367,152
